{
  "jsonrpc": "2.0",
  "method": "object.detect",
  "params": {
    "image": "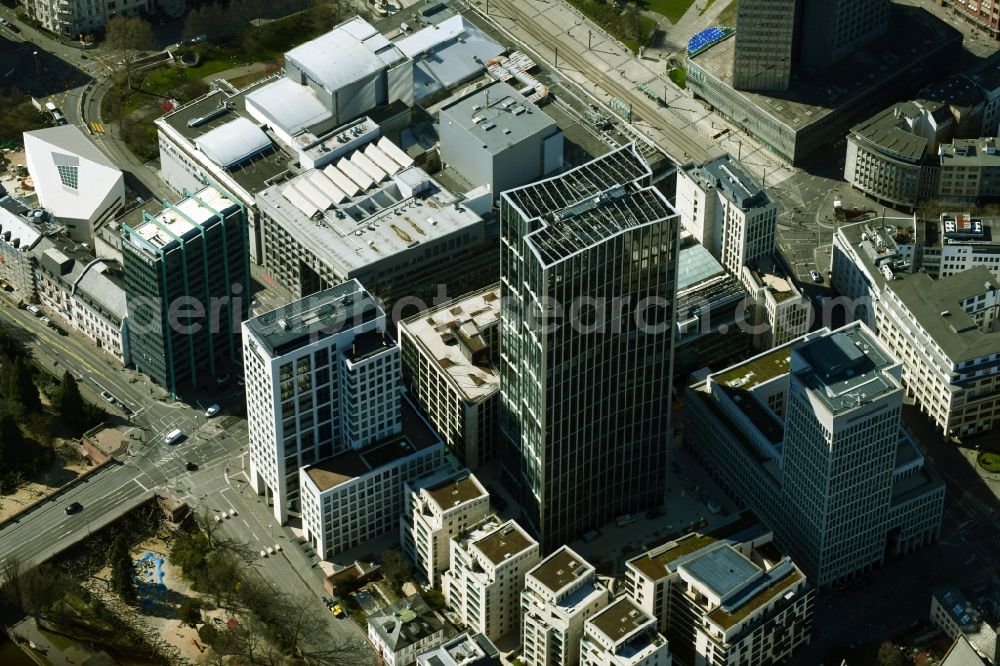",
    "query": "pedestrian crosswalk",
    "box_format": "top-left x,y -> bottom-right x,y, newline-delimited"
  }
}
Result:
960,490 -> 993,523
89,121 -> 105,134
